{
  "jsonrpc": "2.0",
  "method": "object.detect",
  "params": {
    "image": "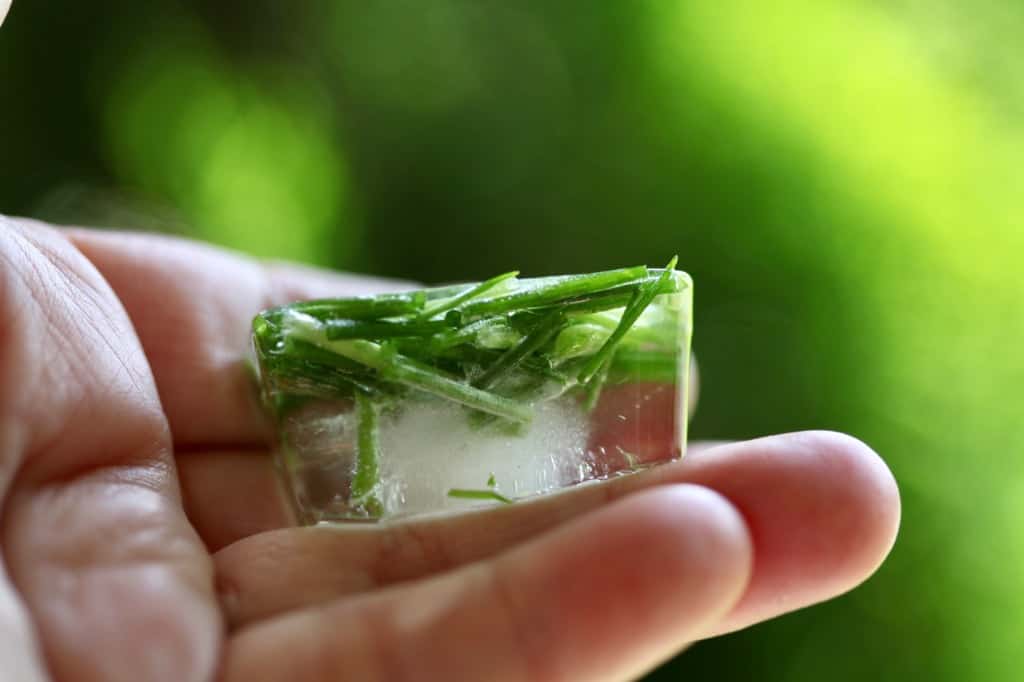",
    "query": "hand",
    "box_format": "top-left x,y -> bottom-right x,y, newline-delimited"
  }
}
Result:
0,217 -> 900,681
